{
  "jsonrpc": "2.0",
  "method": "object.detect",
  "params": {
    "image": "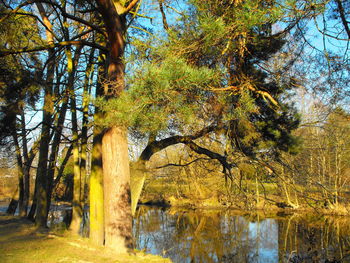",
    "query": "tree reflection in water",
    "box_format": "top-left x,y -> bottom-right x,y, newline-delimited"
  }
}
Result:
133,207 -> 350,263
